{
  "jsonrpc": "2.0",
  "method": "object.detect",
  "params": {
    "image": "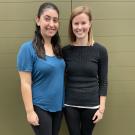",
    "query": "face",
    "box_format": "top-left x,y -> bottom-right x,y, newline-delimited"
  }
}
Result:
36,8 -> 59,38
72,13 -> 91,40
